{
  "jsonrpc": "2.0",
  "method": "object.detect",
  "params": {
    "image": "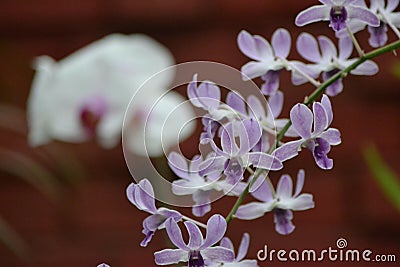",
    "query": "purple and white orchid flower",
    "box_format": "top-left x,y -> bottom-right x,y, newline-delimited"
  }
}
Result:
295,0 -> 379,32
236,170 -> 314,235
297,33 -> 378,96
154,214 -> 235,267
206,233 -> 258,267
126,178 -> 182,247
200,119 -> 282,185
274,95 -> 341,169
237,28 -> 313,95
168,152 -> 247,217
368,0 -> 400,47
